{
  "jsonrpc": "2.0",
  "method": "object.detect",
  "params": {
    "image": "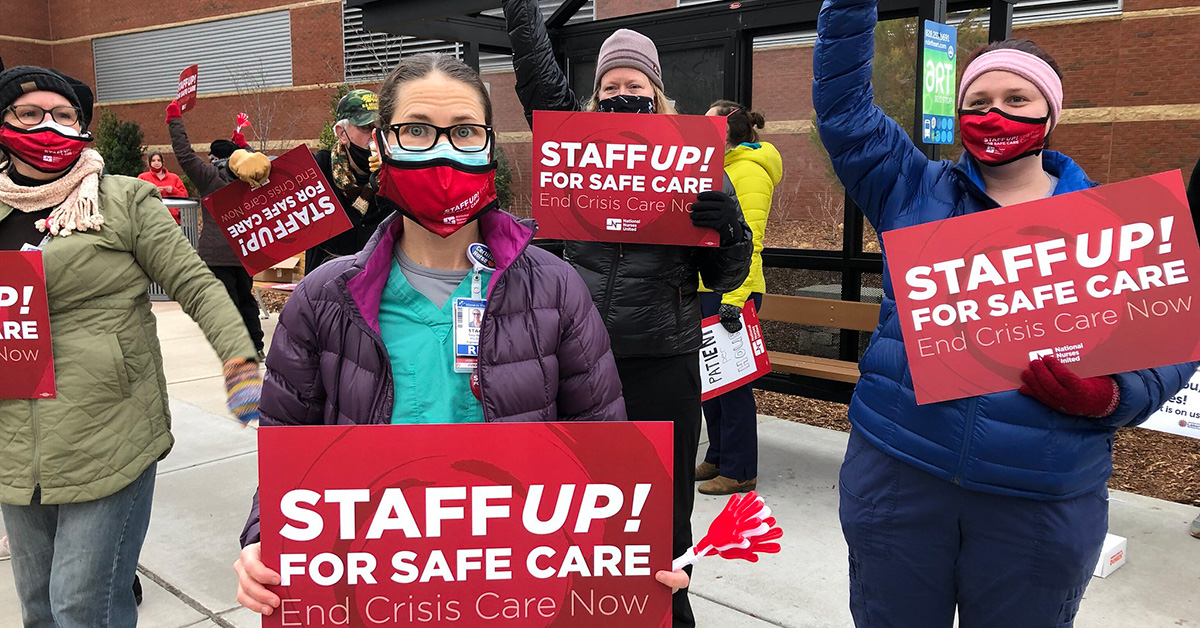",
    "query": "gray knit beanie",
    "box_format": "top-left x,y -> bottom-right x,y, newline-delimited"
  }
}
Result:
593,29 -> 663,92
